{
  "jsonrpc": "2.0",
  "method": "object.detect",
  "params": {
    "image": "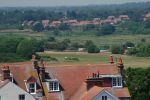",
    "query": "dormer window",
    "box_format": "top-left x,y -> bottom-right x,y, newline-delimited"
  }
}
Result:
29,83 -> 36,94
46,79 -> 60,92
25,76 -> 37,94
112,77 -> 122,87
